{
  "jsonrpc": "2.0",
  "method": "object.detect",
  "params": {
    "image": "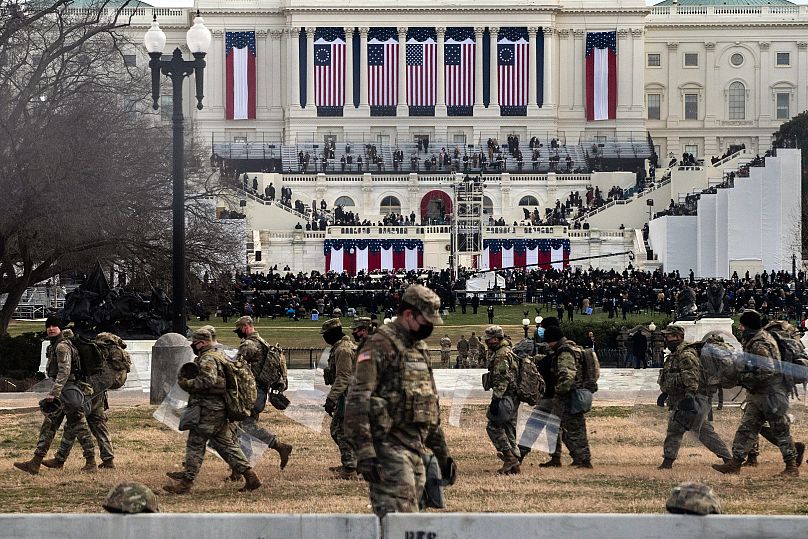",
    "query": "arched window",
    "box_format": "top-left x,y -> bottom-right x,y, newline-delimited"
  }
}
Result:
334,196 -> 355,207
519,195 -> 539,206
483,196 -> 494,216
380,195 -> 401,215
728,81 -> 745,120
